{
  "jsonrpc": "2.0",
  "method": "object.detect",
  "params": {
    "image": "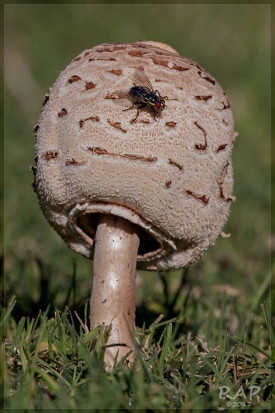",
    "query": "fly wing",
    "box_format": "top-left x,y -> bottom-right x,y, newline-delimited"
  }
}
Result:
113,88 -> 131,99
133,69 -> 154,91
111,88 -> 132,108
